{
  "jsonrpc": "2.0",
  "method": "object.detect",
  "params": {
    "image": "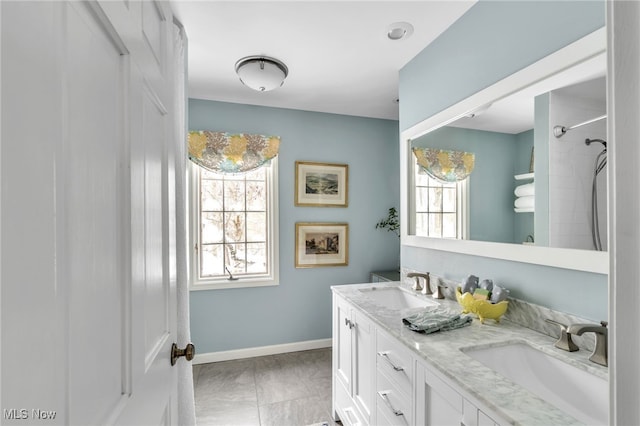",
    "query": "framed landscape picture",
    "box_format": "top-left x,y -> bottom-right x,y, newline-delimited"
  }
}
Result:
295,223 -> 349,268
295,161 -> 348,207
